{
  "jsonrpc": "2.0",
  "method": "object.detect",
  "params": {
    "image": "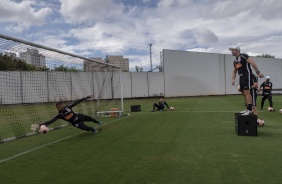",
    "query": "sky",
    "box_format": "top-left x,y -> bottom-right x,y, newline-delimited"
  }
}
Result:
1,0 -> 282,71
